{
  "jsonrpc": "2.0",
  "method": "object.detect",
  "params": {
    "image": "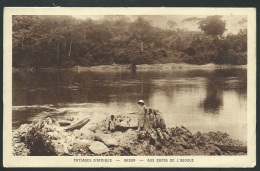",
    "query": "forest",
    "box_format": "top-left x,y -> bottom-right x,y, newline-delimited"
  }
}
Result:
12,15 -> 247,68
